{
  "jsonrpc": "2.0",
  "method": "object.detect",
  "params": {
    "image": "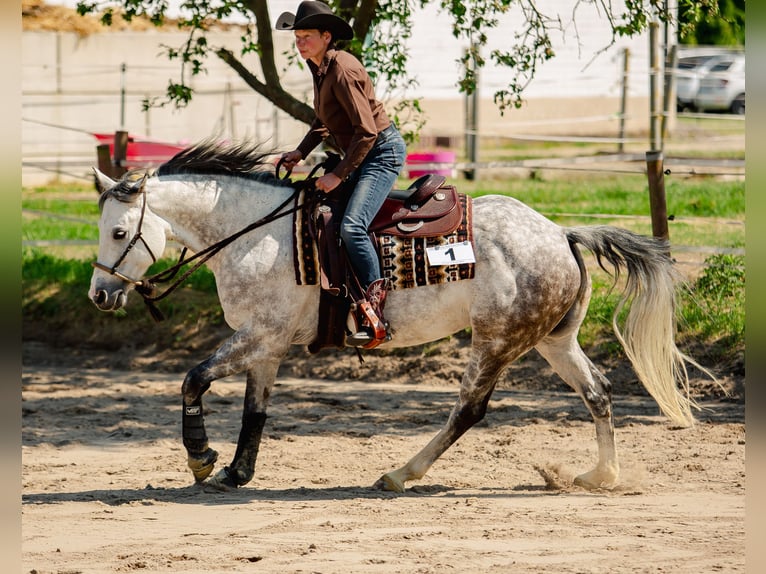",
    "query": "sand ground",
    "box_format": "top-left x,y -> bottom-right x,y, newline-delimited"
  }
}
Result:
22,359 -> 744,573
